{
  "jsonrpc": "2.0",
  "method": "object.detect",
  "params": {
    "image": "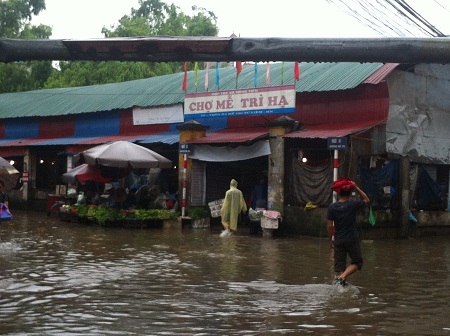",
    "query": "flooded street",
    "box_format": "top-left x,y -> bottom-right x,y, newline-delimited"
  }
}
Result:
1,210 -> 450,335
